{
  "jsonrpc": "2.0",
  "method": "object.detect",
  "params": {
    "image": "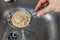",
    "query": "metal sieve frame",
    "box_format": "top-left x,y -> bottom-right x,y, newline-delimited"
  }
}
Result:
7,7 -> 37,29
